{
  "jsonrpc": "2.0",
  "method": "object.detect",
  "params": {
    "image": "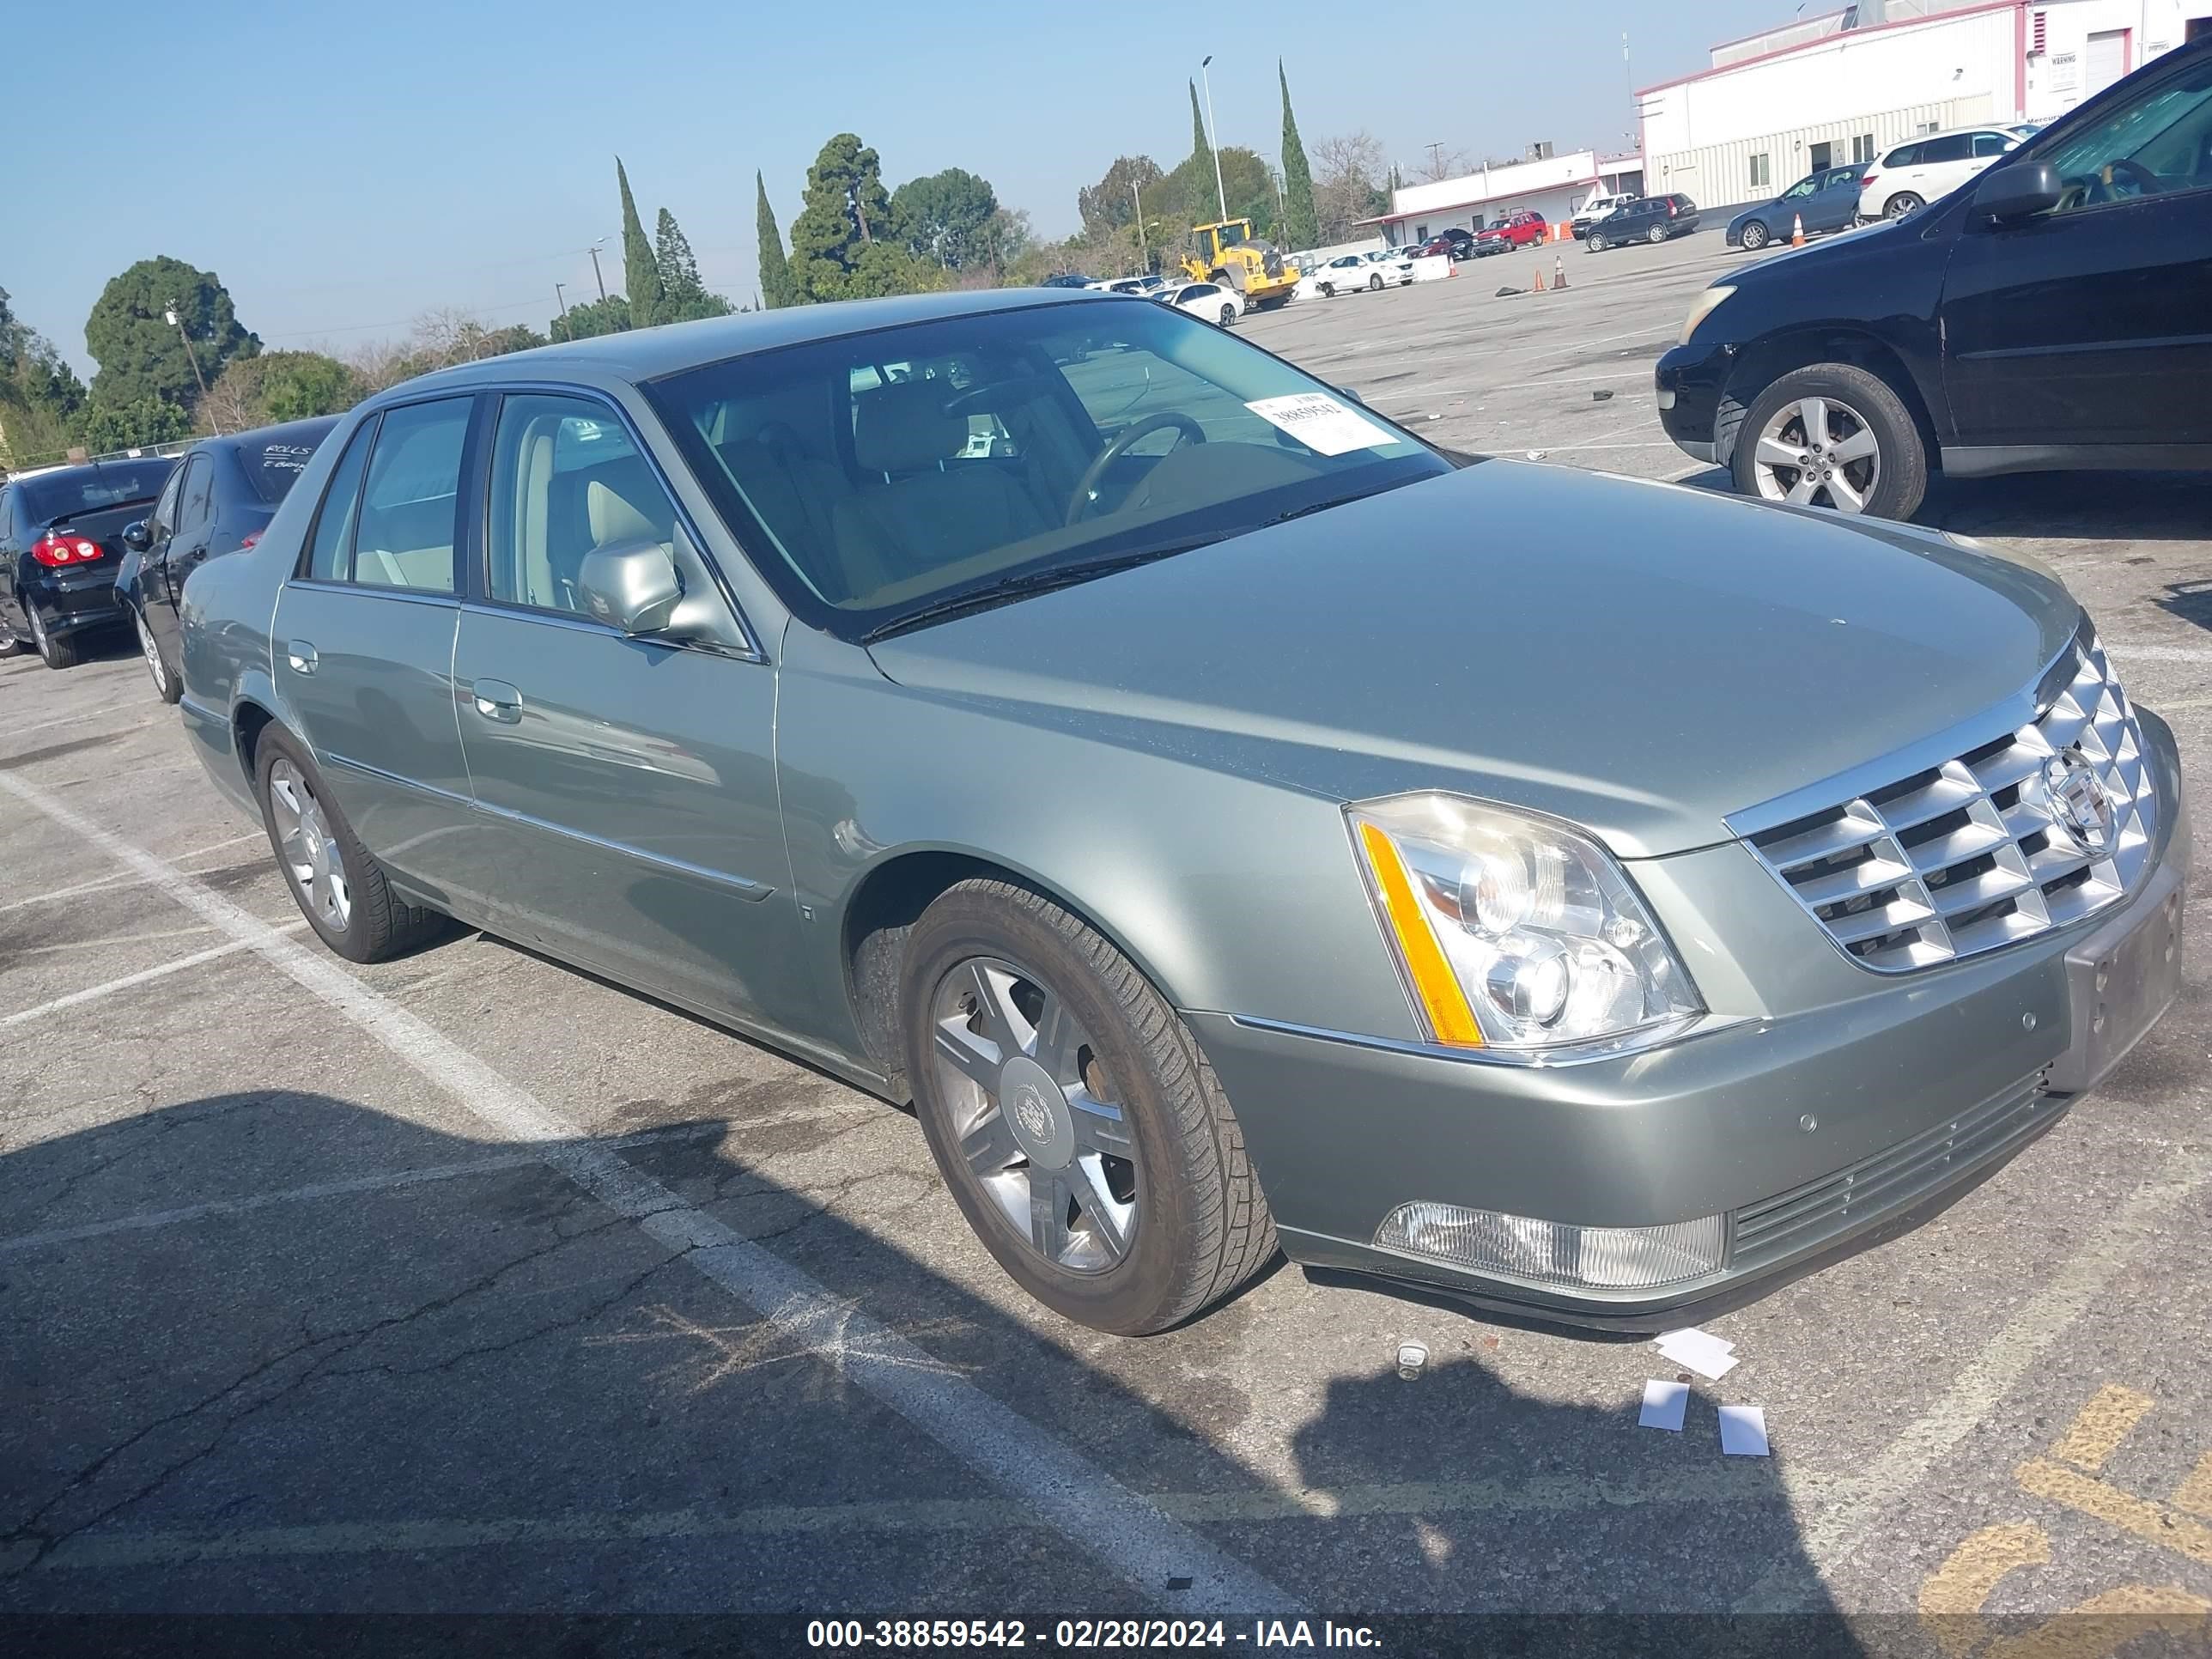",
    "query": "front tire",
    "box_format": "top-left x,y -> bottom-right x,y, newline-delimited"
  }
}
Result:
1367,273 -> 1383,292
1588,232 -> 1607,252
134,606 -> 181,704
1741,221 -> 1771,251
254,726 -> 447,963
1218,303 -> 1237,326
1732,362 -> 1927,519
902,879 -> 1276,1335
